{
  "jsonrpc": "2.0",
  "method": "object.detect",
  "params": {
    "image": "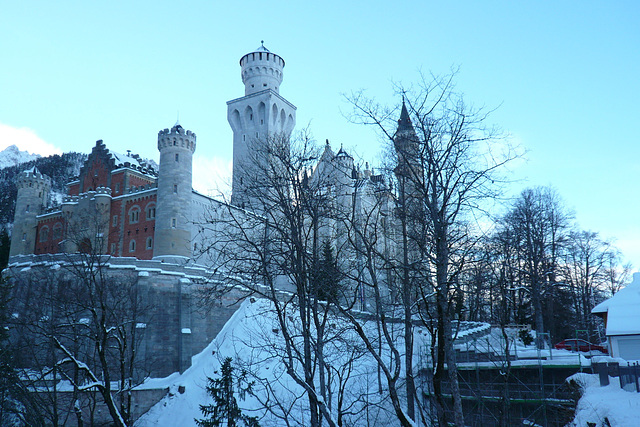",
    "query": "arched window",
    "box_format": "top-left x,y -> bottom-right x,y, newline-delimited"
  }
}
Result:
146,203 -> 156,220
146,237 -> 153,249
129,240 -> 136,252
53,223 -> 63,240
39,226 -> 49,242
129,206 -> 141,224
